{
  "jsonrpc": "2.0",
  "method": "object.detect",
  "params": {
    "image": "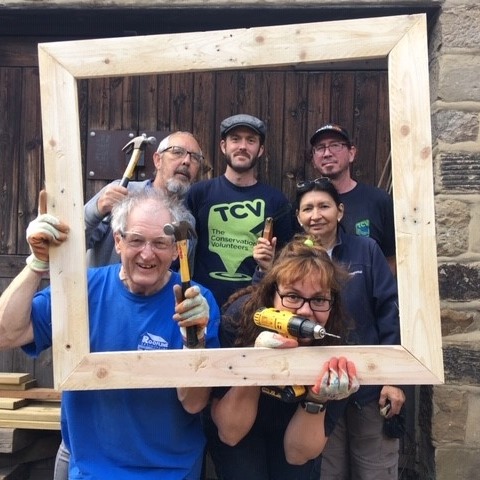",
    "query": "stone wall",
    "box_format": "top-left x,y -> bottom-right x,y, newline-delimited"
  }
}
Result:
430,1 -> 480,478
